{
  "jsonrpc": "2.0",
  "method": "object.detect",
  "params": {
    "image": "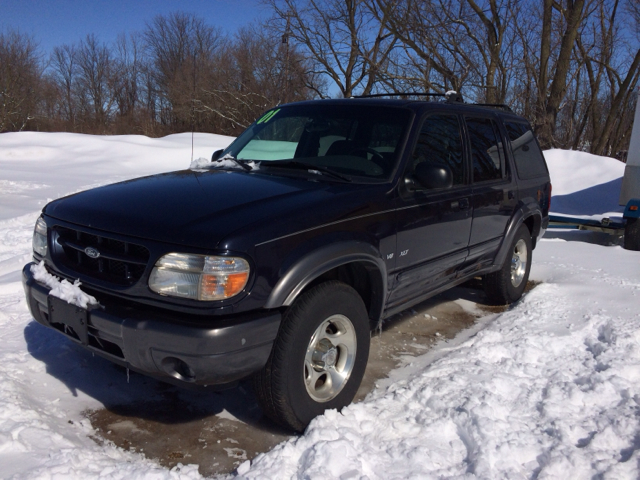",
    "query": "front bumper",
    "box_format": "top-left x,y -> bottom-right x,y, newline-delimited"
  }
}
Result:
22,263 -> 281,387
